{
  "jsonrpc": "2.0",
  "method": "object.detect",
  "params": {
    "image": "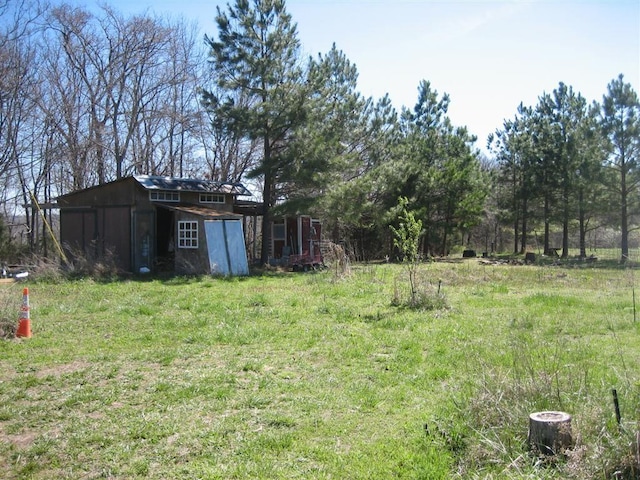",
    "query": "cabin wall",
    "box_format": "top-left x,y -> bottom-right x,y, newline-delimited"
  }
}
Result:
268,215 -> 324,265
58,176 -> 248,275
178,192 -> 235,212
60,206 -> 131,272
174,212 -> 210,275
57,178 -> 137,208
